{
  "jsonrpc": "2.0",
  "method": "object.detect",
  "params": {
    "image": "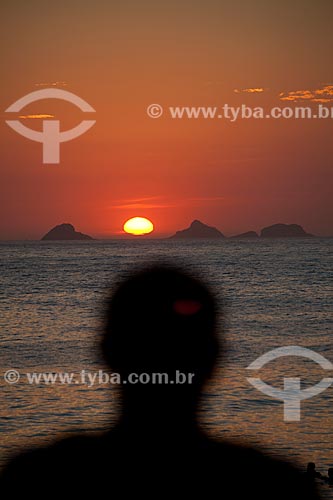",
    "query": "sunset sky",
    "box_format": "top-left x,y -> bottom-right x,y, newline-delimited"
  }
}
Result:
1,0 -> 332,238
